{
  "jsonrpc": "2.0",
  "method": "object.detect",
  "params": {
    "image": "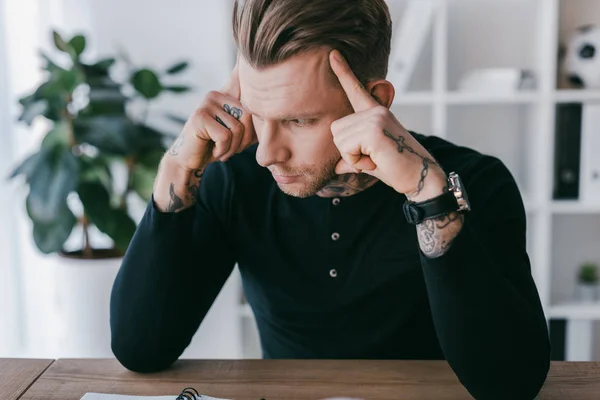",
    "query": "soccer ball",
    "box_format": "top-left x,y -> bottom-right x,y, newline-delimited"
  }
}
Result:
564,25 -> 600,89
